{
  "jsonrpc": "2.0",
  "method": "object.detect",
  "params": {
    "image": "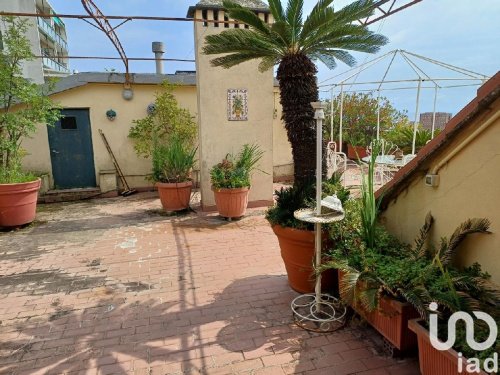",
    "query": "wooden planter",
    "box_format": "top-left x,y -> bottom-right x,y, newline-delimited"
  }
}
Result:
212,186 -> 249,219
156,181 -> 192,211
408,319 -> 488,375
339,270 -> 419,352
0,179 -> 41,227
272,225 -> 337,294
347,144 -> 368,159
